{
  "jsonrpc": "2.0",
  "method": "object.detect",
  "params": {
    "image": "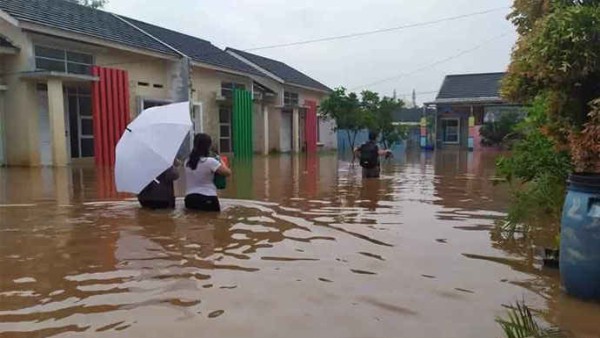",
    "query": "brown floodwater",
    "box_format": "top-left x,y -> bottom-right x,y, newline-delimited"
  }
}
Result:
1,151 -> 599,338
